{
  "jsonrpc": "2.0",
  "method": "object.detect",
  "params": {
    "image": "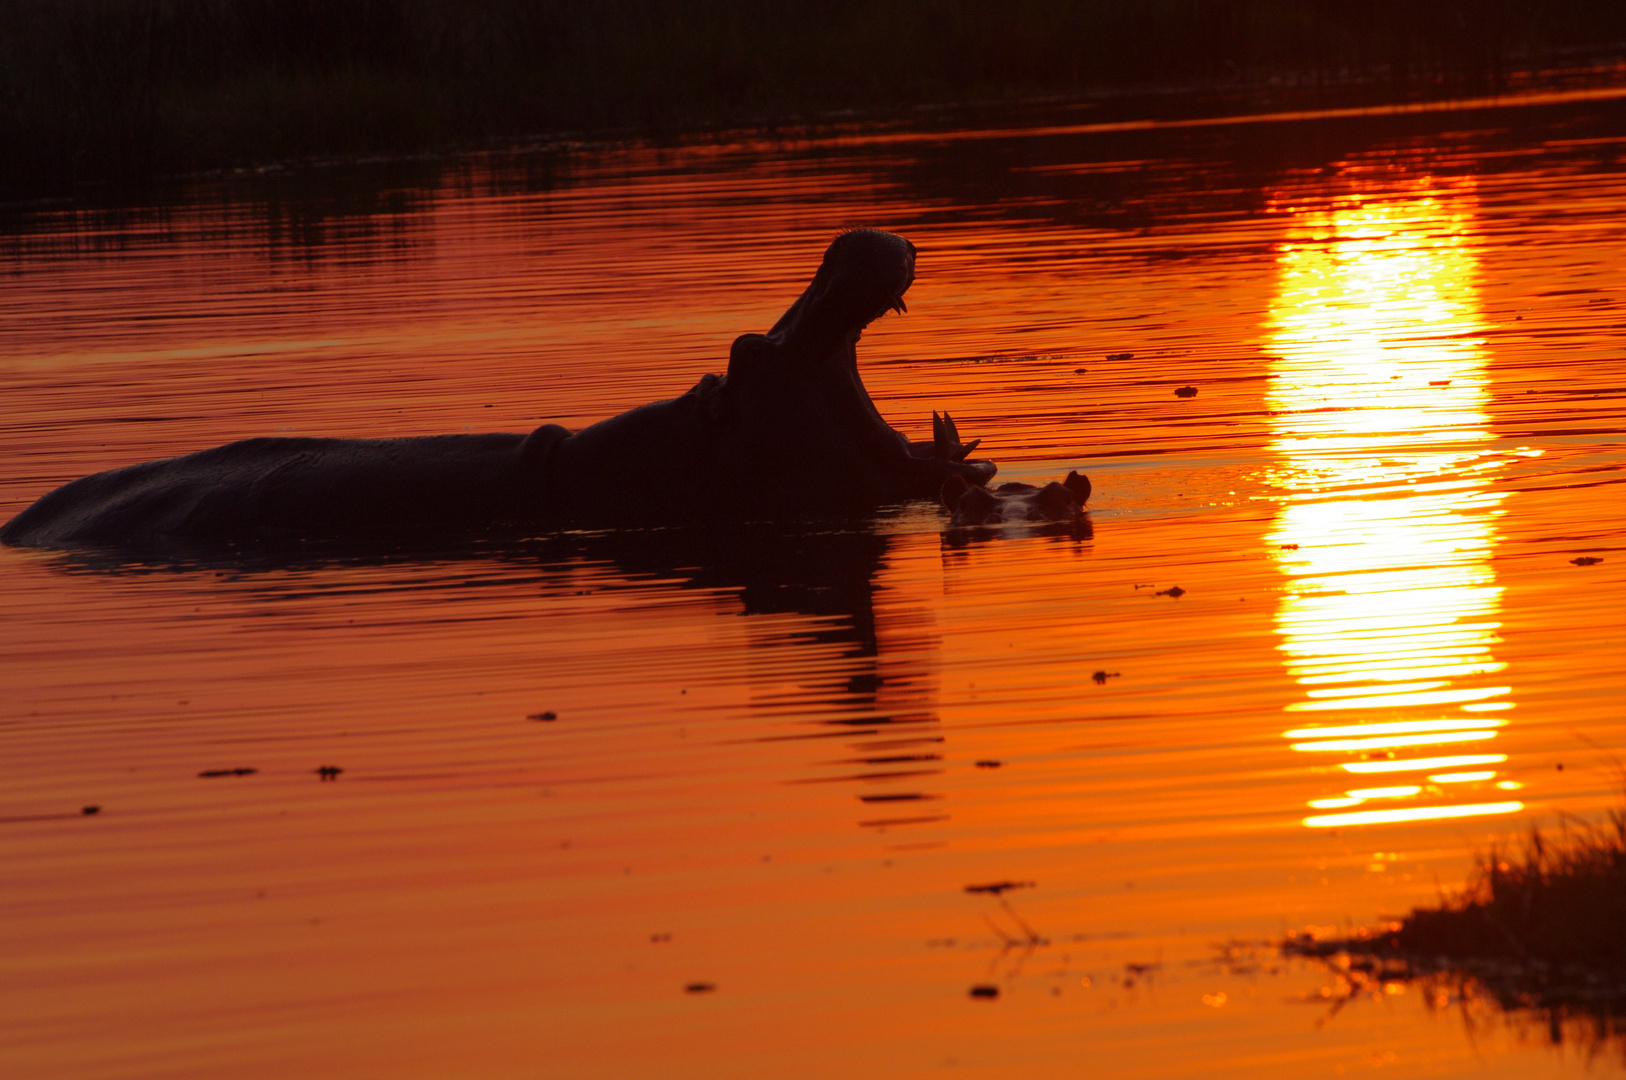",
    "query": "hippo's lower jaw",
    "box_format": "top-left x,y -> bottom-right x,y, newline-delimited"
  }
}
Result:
942,472 -> 1092,527
1,229 -> 997,549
